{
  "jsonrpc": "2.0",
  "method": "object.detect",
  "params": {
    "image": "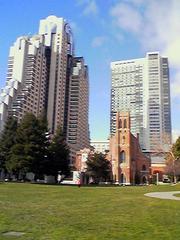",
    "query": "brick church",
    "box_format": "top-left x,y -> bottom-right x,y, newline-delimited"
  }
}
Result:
108,112 -> 150,184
